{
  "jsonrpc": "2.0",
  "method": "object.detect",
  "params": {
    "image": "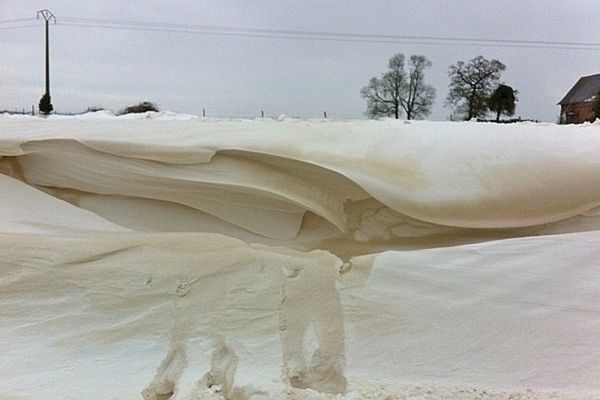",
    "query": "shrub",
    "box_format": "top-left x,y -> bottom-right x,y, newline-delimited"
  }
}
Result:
39,93 -> 53,115
119,101 -> 159,115
86,105 -> 104,112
